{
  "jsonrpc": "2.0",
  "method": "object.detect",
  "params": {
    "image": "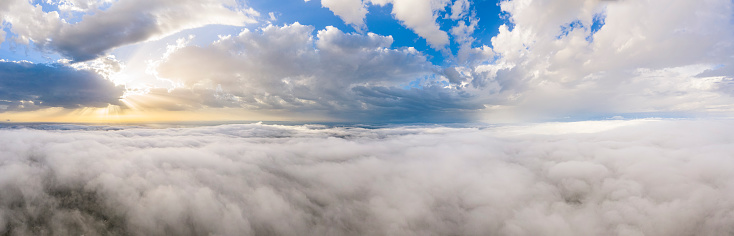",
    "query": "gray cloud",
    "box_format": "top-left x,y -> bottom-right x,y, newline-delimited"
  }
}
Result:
0,0 -> 258,62
153,24 -> 479,122
697,64 -> 734,78
1,119 -> 734,235
0,61 -> 123,111
350,85 -> 483,122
